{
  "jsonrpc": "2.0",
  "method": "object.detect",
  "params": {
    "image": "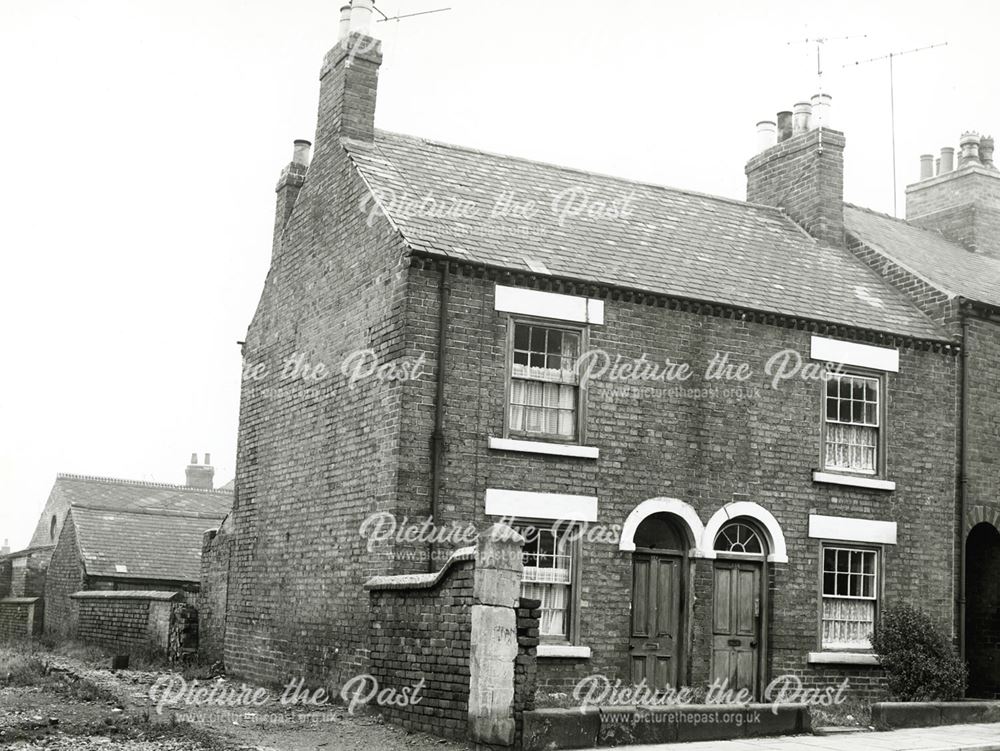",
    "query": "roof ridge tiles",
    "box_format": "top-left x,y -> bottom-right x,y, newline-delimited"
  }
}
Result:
56,472 -> 232,494
71,504 -> 227,520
